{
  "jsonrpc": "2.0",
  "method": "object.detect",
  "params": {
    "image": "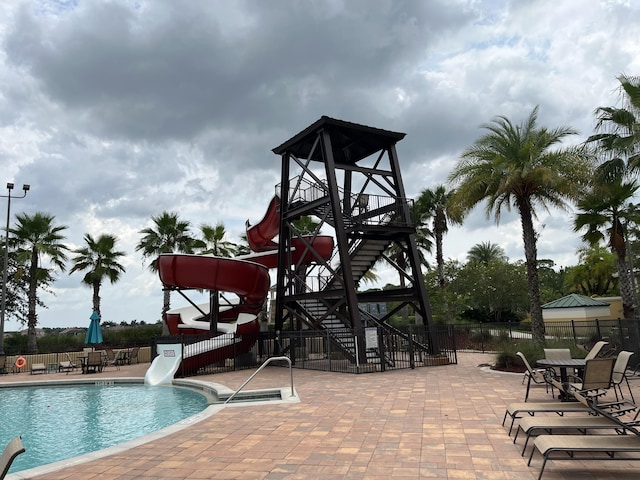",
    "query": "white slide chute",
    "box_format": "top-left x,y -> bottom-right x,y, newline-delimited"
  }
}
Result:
145,343 -> 183,385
